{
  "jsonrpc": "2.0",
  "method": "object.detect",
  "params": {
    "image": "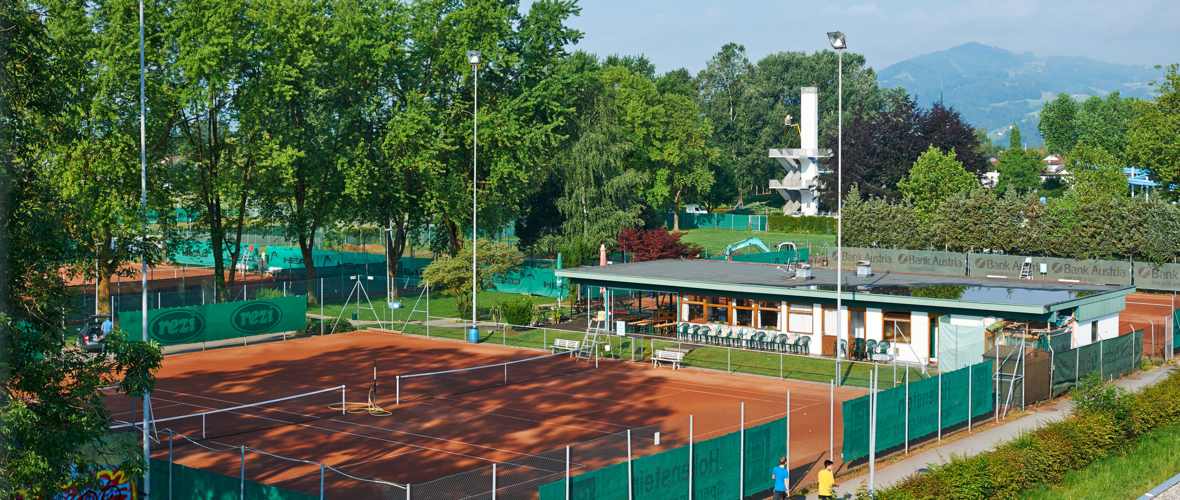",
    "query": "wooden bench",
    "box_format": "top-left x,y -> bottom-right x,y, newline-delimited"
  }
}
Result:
651,350 -> 685,370
550,338 -> 581,355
